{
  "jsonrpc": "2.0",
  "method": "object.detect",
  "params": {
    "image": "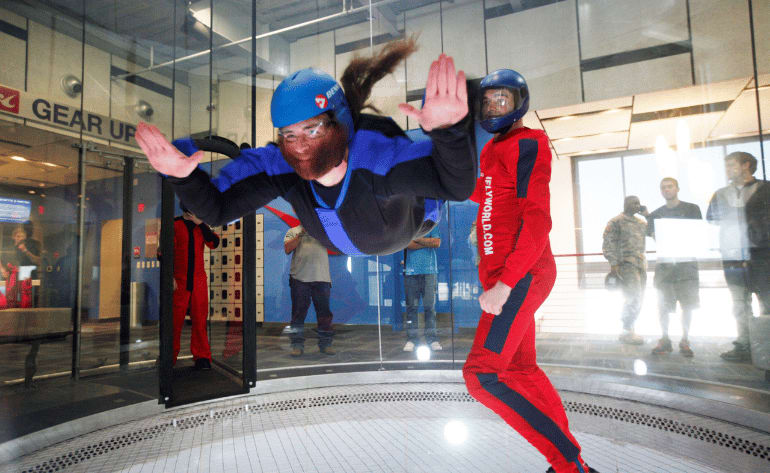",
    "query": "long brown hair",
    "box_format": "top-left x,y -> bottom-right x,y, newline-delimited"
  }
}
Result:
339,35 -> 418,120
